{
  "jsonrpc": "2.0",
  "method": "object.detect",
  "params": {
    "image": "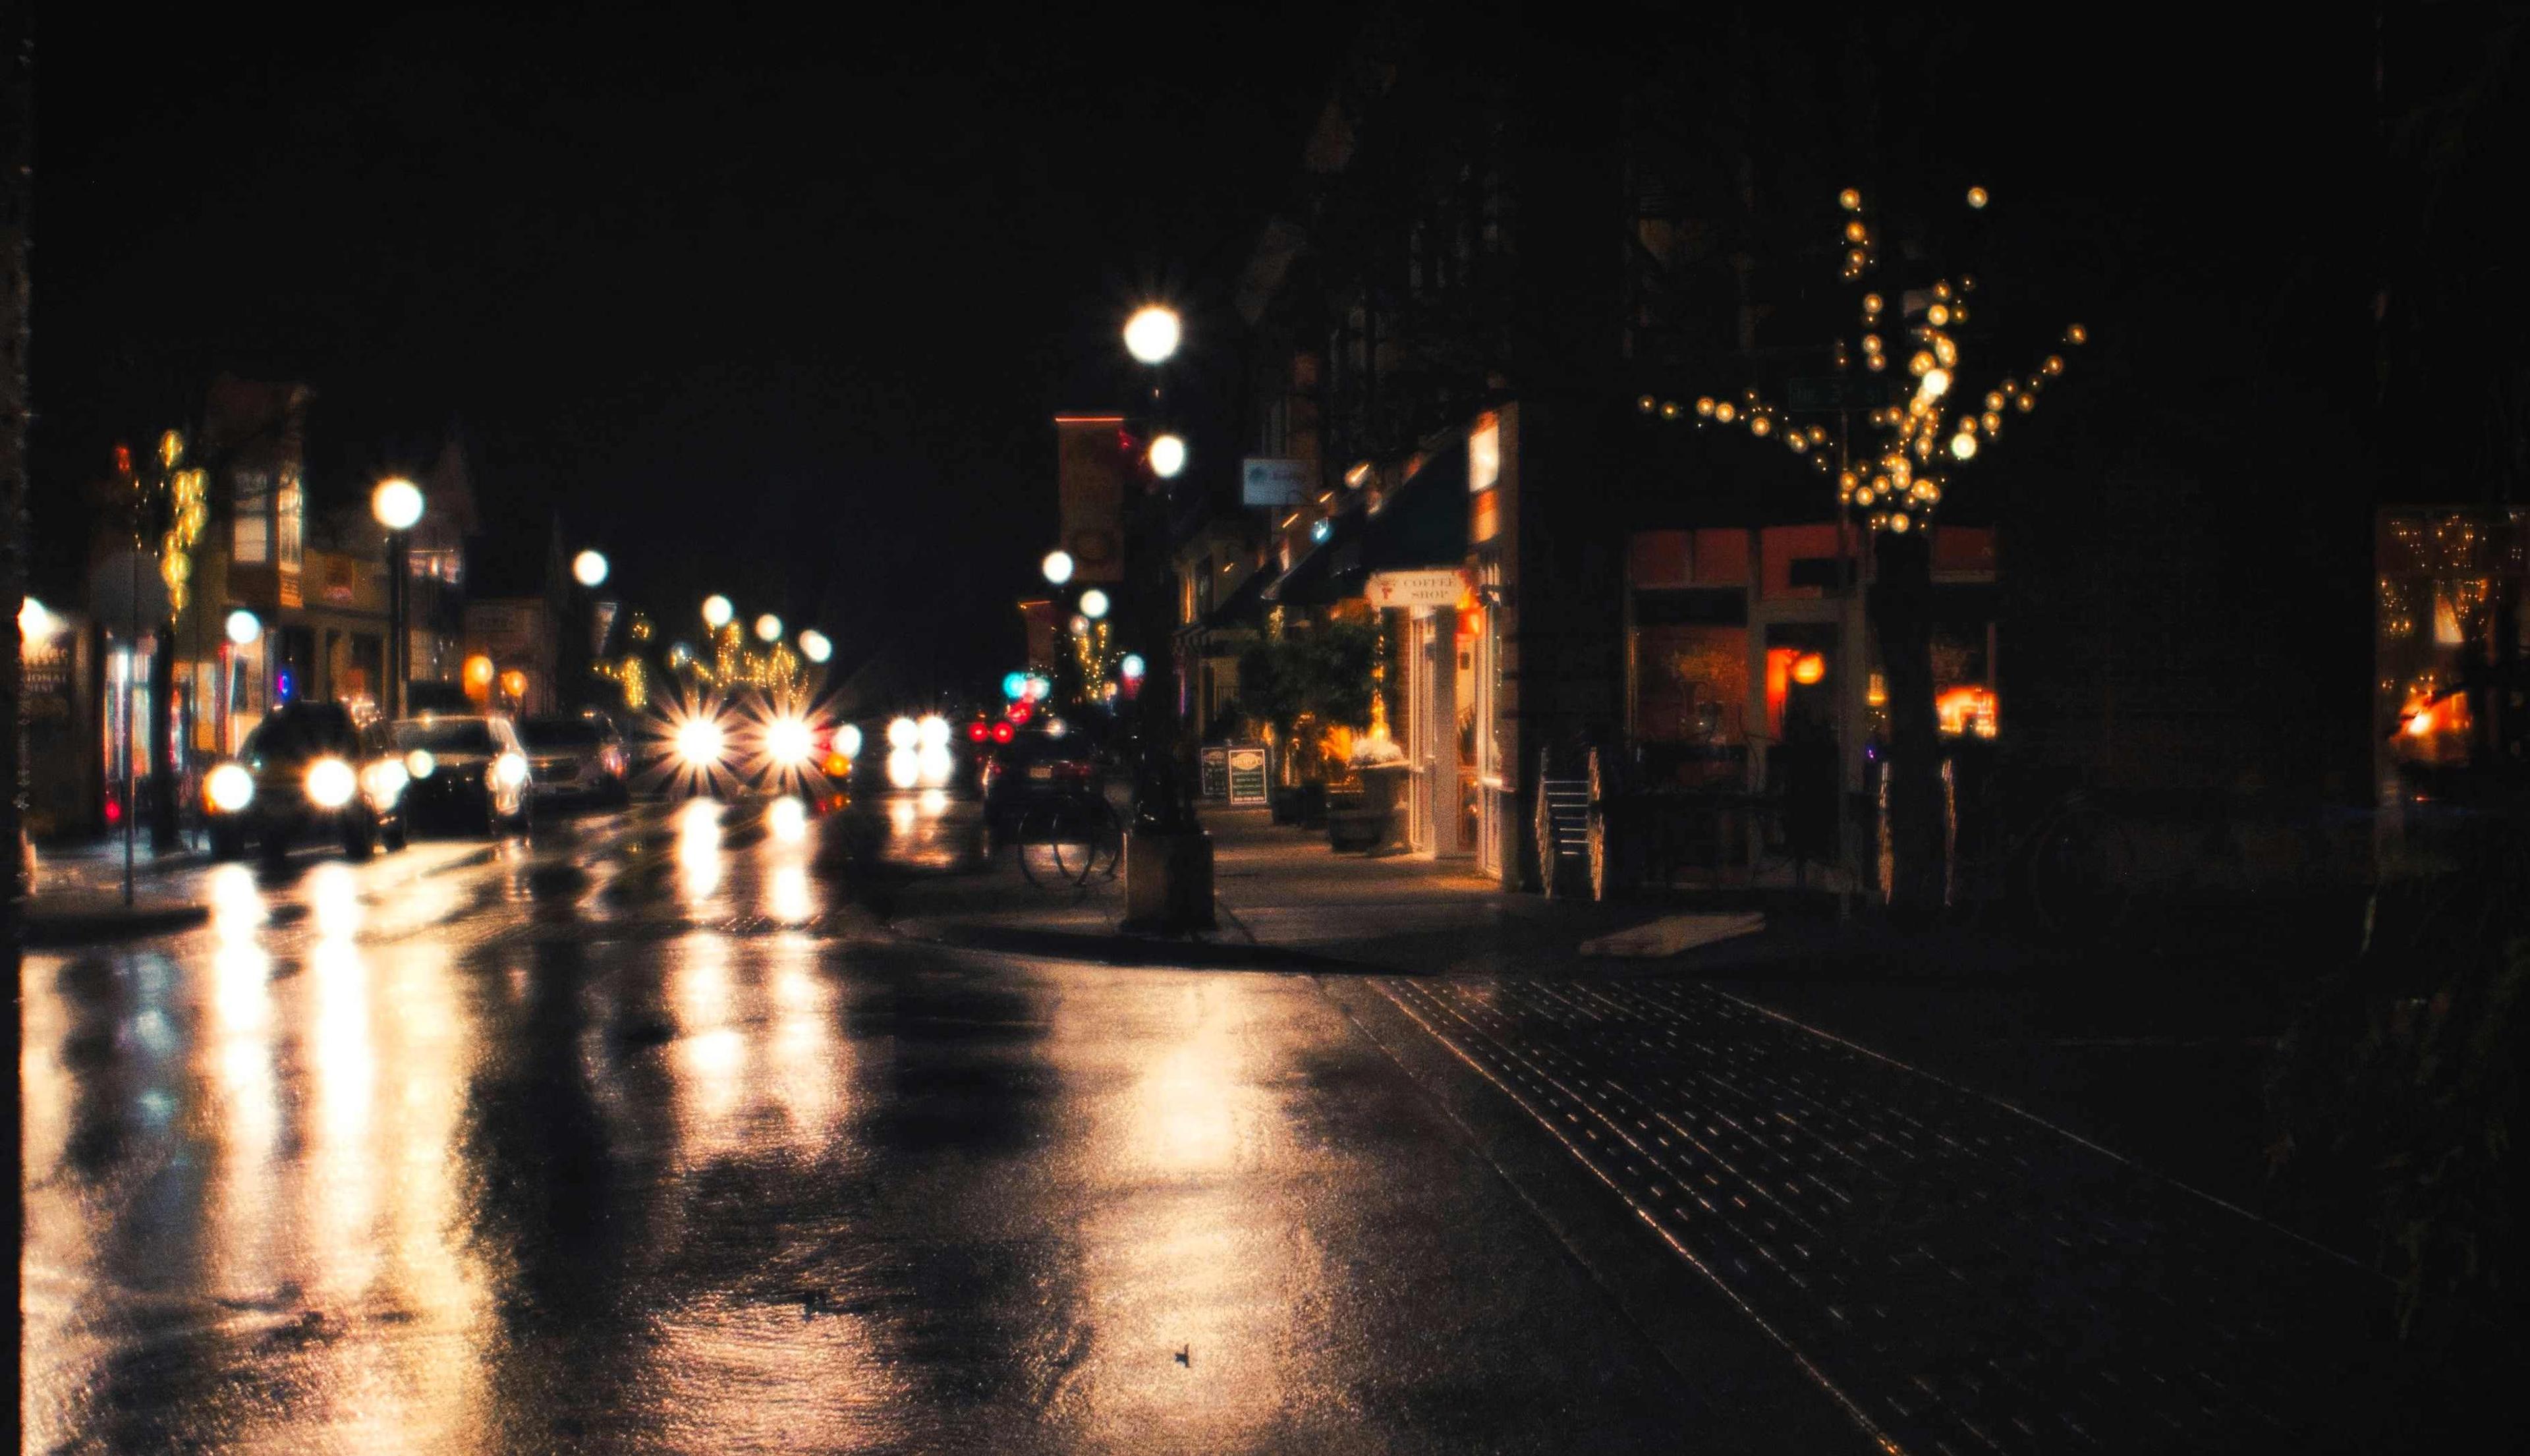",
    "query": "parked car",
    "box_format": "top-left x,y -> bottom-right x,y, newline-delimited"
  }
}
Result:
979,728 -> 1101,833
517,711 -> 631,806
390,714 -> 533,835
205,701 -> 408,861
